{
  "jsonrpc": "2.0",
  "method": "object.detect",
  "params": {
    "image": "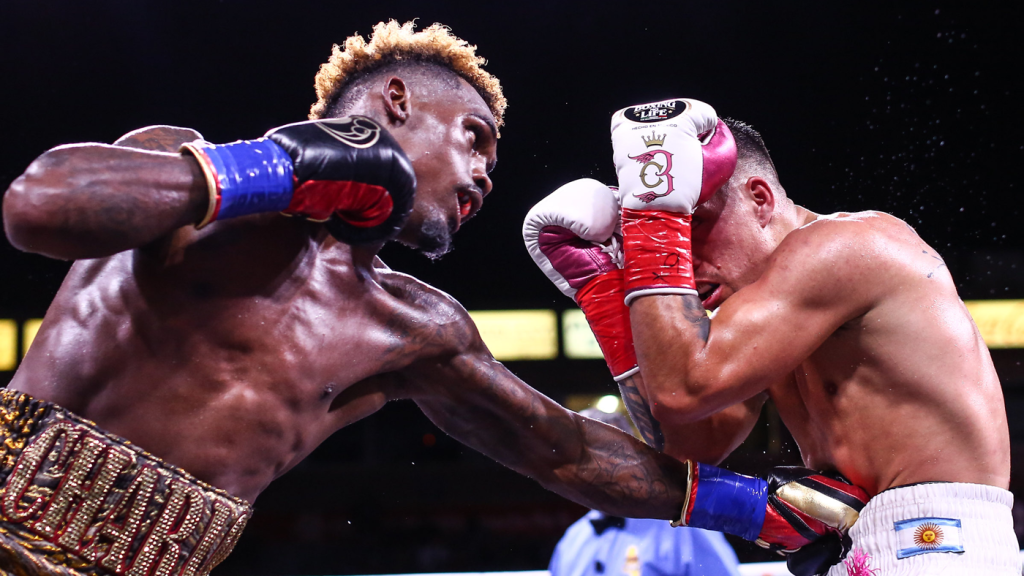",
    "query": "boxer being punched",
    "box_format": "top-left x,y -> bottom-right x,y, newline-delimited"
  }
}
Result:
0,23 -> 840,576
526,99 -> 1016,575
